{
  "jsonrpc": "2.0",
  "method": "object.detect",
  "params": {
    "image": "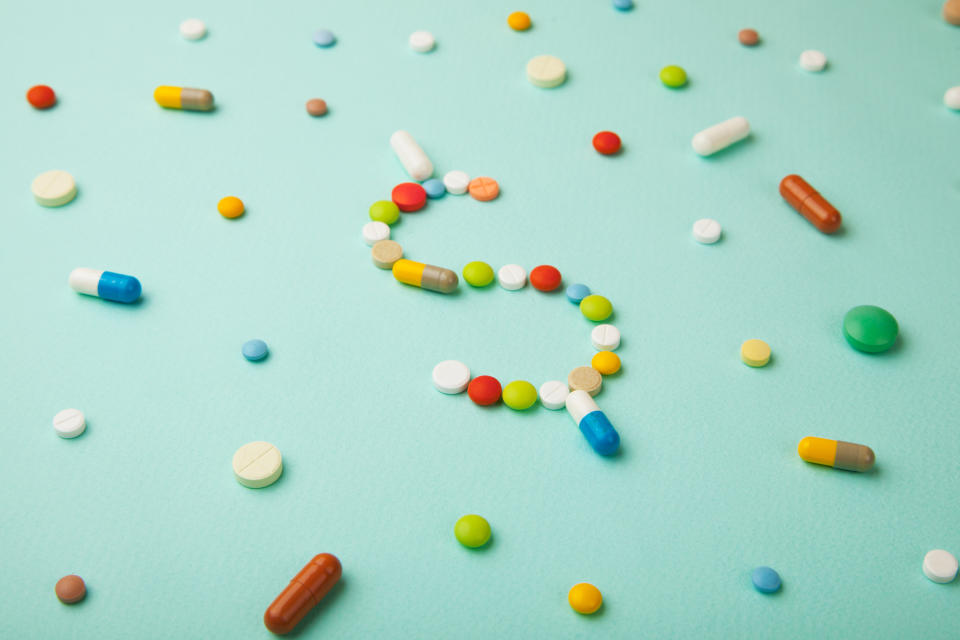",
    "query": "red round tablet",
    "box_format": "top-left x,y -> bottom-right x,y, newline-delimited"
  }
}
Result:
26,85 -> 57,110
530,265 -> 562,291
467,375 -> 502,406
592,131 -> 621,155
391,182 -> 428,212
